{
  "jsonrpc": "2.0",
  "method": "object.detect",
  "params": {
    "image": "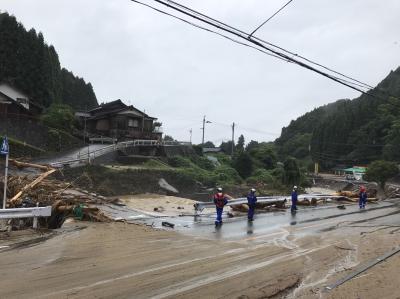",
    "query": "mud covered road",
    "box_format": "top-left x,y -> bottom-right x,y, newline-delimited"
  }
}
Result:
1,199 -> 400,299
